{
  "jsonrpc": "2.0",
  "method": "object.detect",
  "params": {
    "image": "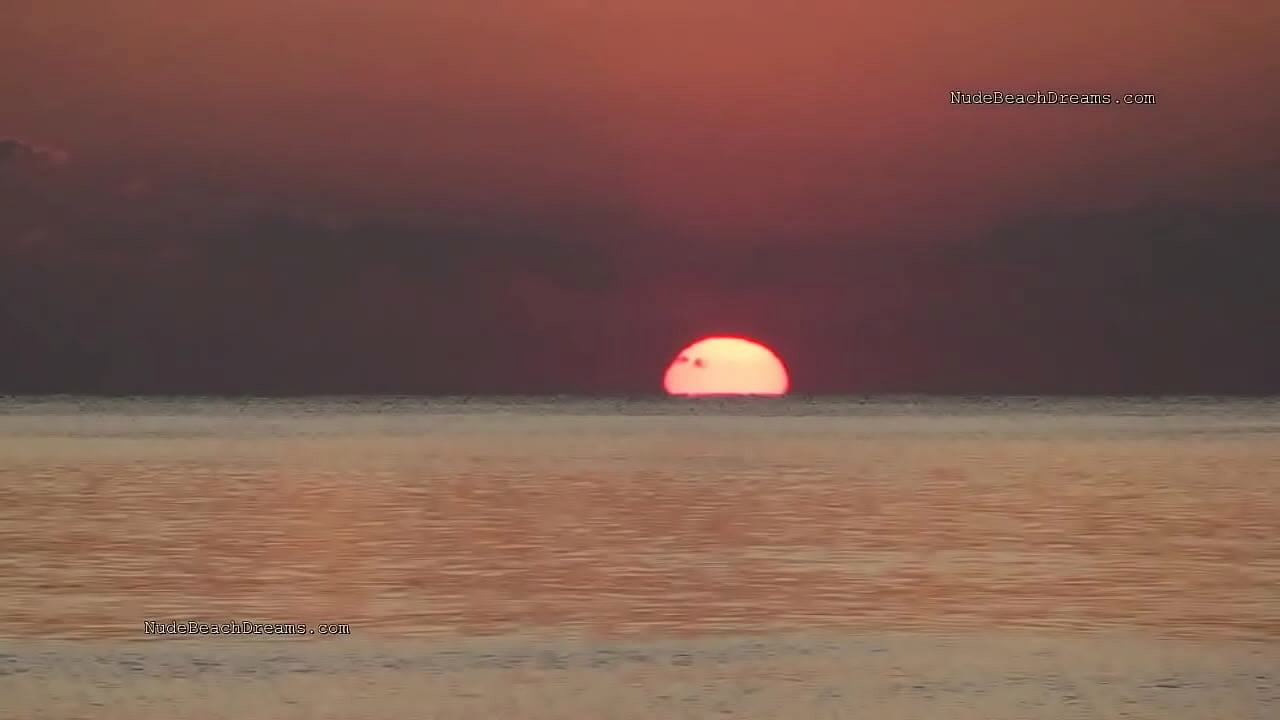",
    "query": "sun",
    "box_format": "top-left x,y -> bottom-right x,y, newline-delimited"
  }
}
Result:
663,336 -> 789,396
